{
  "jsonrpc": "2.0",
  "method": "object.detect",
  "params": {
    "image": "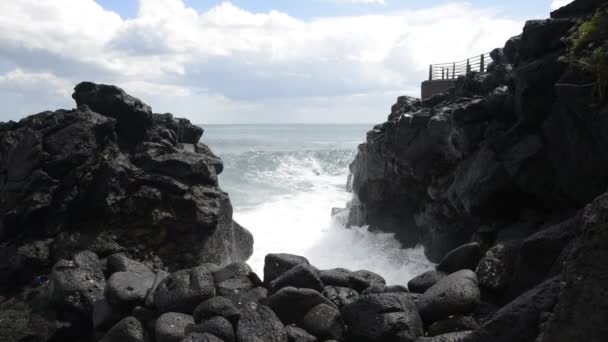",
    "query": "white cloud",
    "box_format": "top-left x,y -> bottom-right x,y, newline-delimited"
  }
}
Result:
0,0 -> 524,123
336,0 -> 386,4
551,0 -> 574,11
